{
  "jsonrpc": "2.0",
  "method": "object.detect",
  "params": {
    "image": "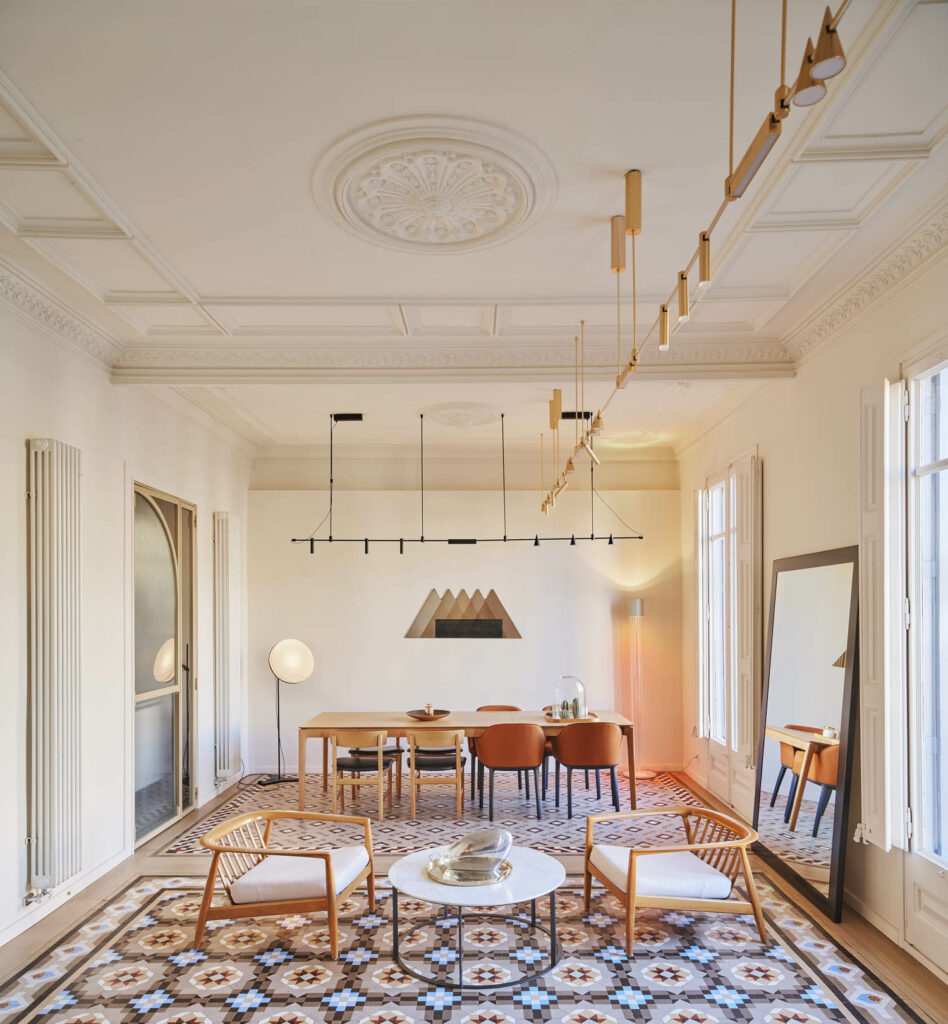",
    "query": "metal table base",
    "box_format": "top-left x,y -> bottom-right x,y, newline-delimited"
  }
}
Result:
390,888 -> 559,991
